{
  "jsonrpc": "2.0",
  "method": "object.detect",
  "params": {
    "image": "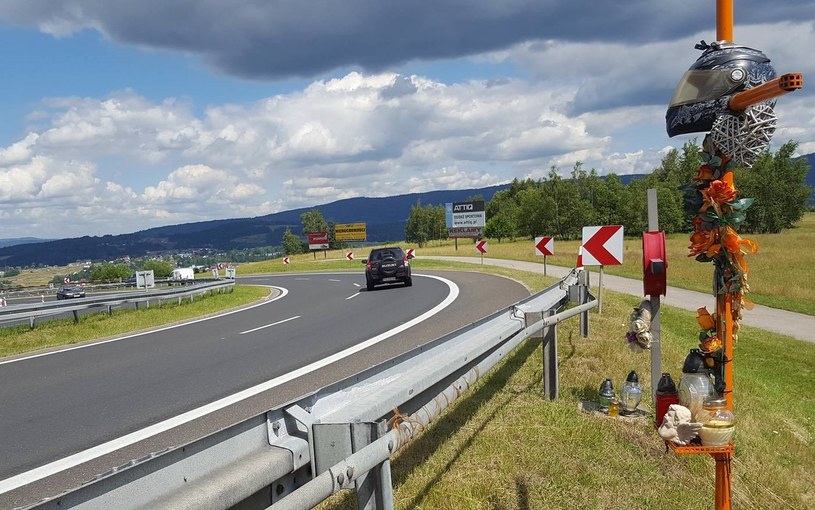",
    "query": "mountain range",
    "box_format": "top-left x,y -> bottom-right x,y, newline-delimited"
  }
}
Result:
2,155 -> 813,268
0,185 -> 509,267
